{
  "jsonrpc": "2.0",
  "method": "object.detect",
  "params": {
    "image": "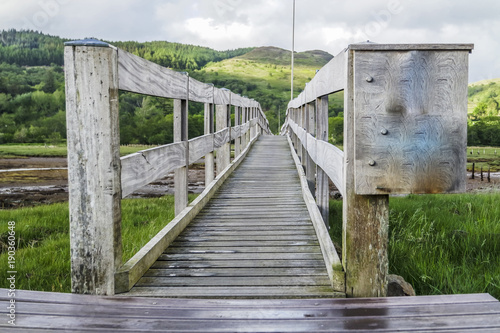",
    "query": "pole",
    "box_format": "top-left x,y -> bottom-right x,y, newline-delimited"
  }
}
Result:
291,0 -> 295,101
